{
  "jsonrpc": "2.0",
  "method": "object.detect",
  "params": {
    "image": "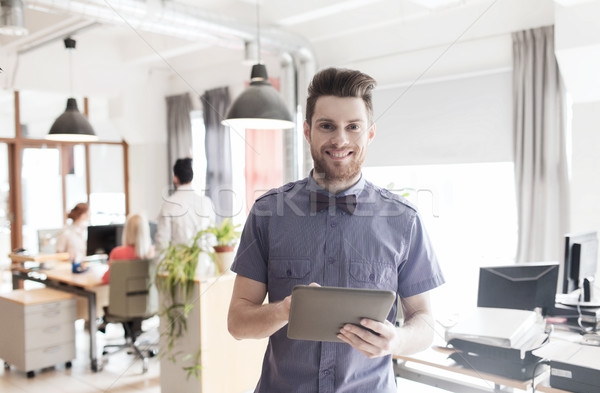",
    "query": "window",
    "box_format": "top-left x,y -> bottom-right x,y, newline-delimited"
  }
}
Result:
363,162 -> 518,318
2,91 -> 129,253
